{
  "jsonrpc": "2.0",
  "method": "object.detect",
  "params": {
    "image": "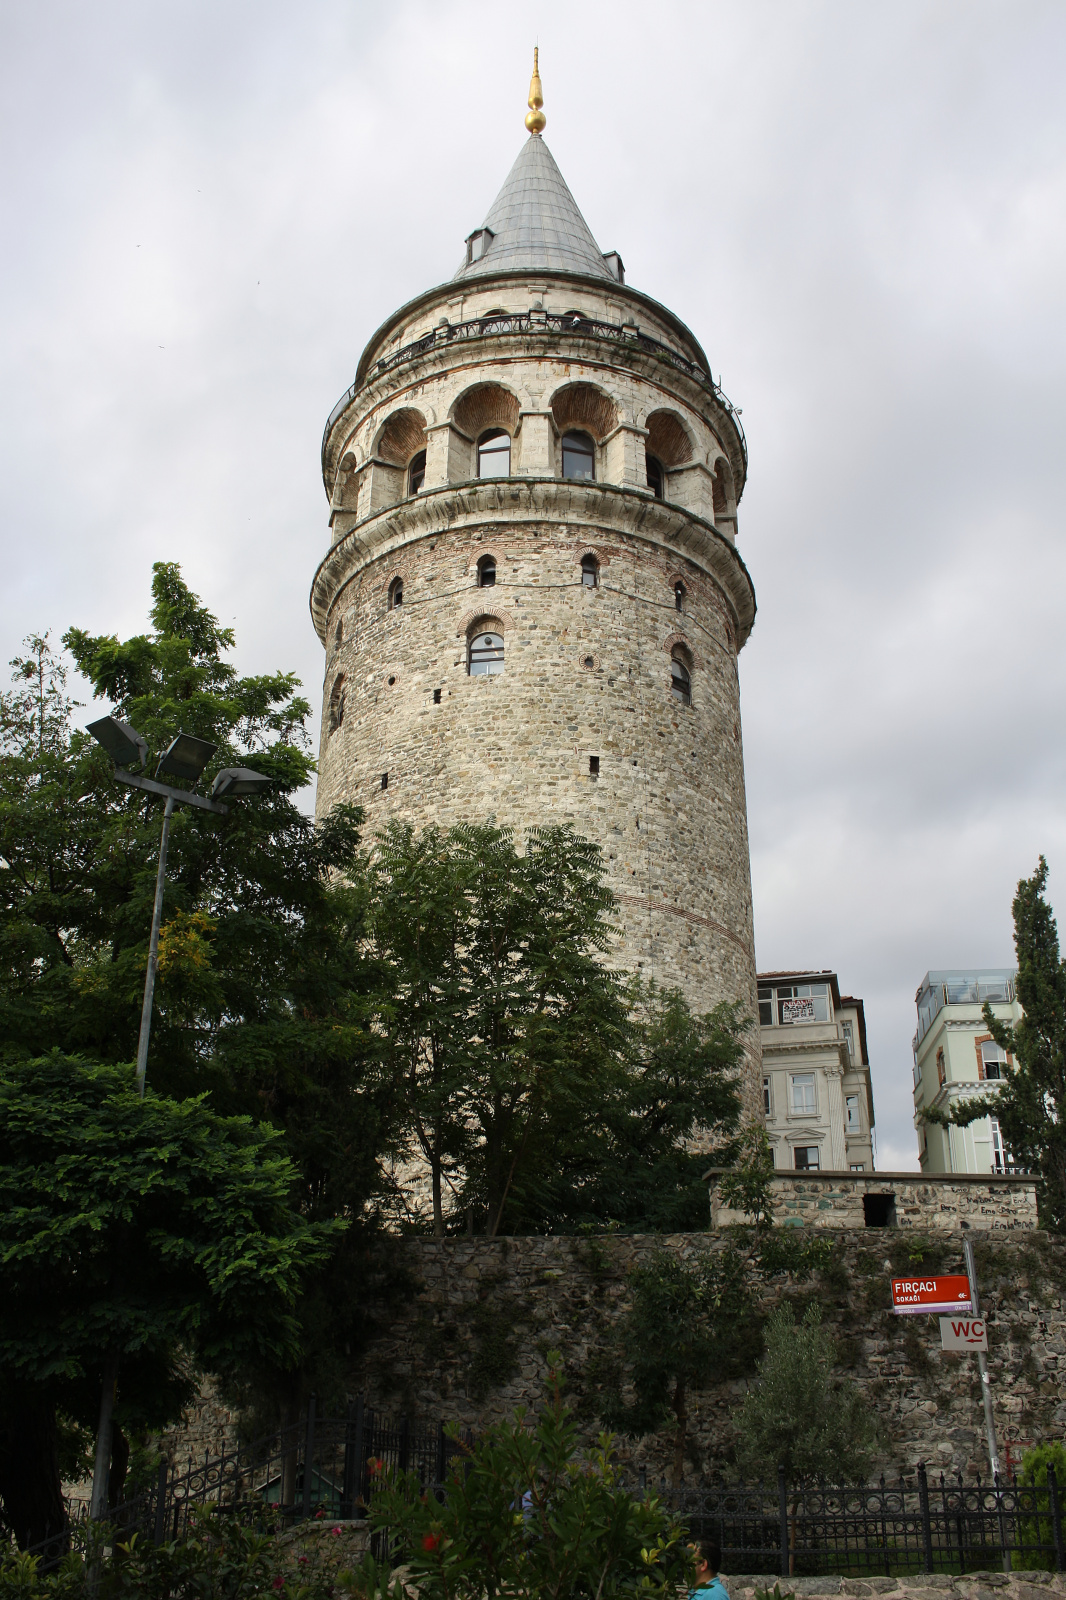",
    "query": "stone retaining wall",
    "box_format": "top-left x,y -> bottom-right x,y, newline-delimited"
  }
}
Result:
724,1577 -> 1063,1598
707,1174 -> 1038,1232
